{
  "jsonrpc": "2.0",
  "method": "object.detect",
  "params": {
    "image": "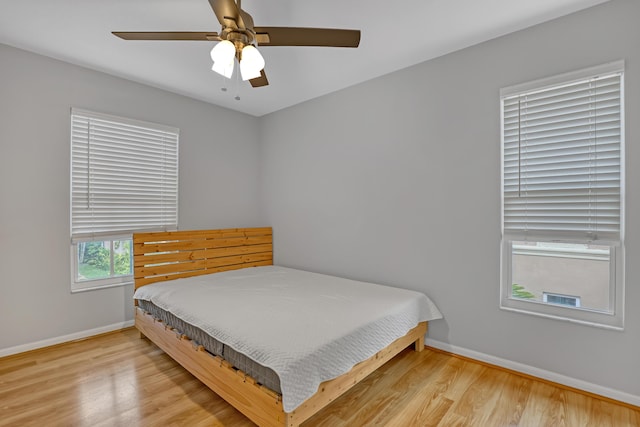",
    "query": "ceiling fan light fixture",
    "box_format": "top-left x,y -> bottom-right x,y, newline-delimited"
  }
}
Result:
210,40 -> 235,78
113,1 -> 361,89
239,45 -> 265,81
